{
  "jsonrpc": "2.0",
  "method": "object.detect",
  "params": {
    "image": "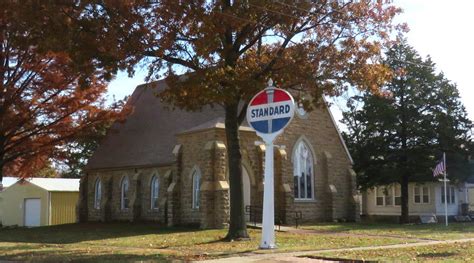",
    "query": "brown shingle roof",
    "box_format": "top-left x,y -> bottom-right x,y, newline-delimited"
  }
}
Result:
179,117 -> 252,135
86,80 -> 225,170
